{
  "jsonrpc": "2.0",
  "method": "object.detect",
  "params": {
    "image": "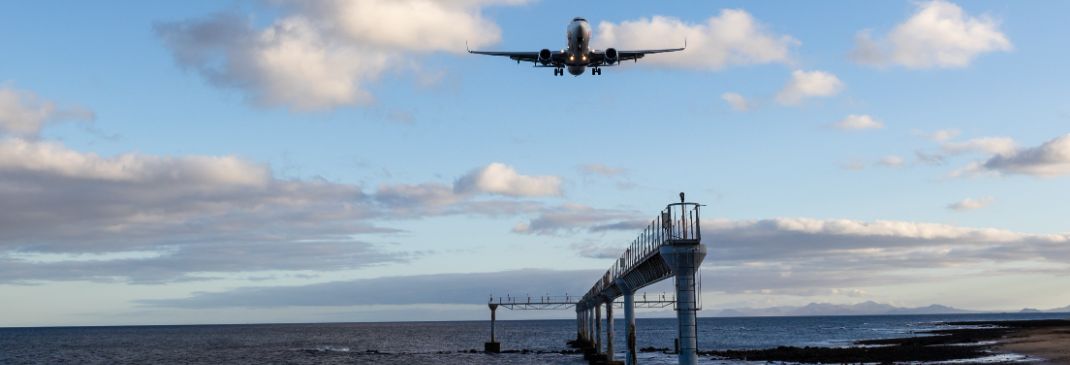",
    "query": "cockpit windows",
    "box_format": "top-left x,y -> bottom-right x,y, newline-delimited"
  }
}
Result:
572,17 -> 587,22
